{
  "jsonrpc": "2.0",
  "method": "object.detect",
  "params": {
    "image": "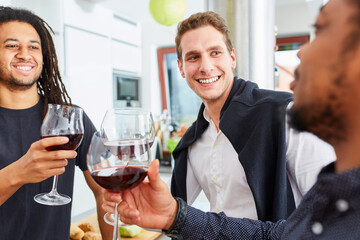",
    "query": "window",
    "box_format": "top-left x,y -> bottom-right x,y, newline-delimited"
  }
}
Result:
157,47 -> 202,128
275,35 -> 309,92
